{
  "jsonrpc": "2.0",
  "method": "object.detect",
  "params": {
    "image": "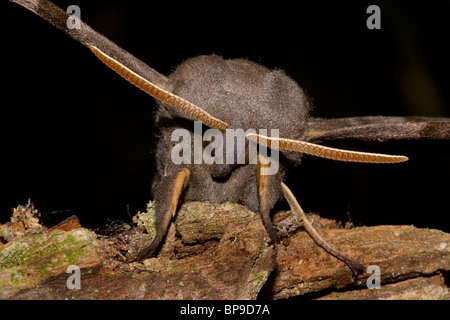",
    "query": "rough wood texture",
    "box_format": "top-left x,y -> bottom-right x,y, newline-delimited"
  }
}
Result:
1,202 -> 449,299
264,224 -> 449,299
317,274 -> 449,300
